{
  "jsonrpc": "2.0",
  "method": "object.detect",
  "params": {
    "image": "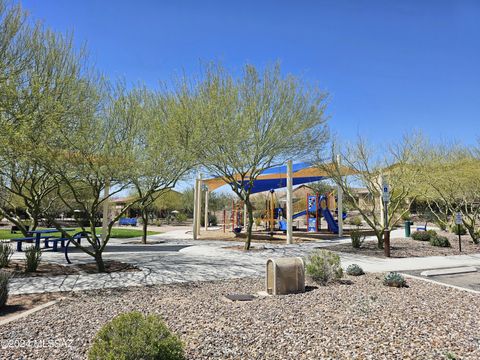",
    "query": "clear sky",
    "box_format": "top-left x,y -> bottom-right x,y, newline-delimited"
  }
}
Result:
20,0 -> 480,146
